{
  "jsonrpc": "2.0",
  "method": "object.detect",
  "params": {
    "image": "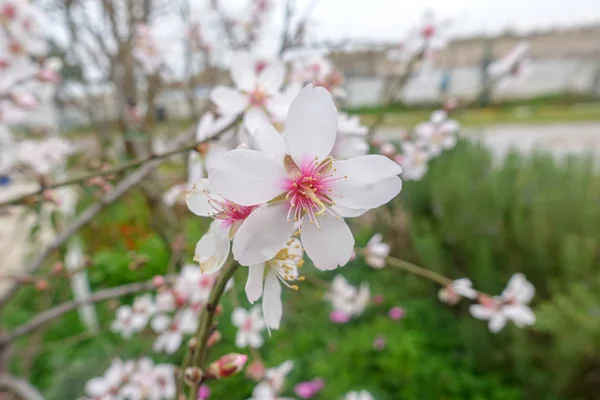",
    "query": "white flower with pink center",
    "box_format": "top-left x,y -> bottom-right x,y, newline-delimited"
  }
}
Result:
232,305 -> 265,348
186,179 -> 257,273
208,85 -> 403,270
364,233 -> 390,269
210,51 -> 298,130
469,273 -> 535,333
438,278 -> 477,305
415,110 -> 459,157
395,141 -> 431,181
325,274 -> 370,320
